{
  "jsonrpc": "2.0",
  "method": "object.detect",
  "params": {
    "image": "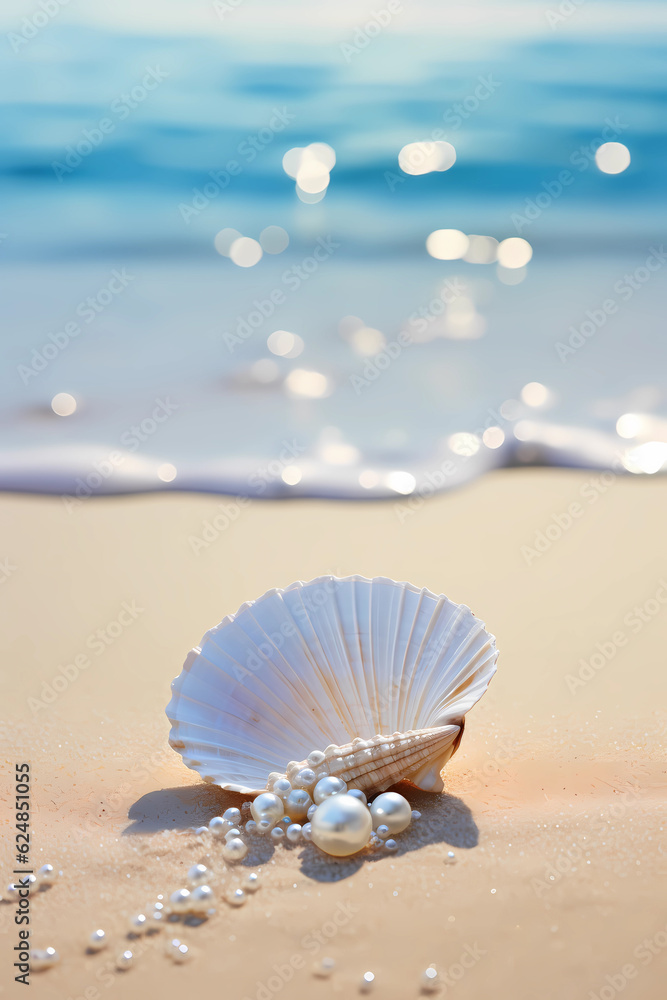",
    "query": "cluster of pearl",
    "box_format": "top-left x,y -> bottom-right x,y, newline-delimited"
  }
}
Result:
243,760 -> 420,857
5,864 -> 61,971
